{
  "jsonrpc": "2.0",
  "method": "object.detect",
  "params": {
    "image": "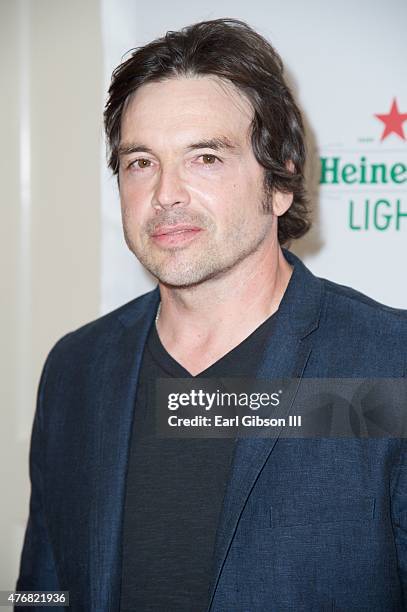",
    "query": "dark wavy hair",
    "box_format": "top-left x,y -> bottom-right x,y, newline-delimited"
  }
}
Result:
104,18 -> 311,245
